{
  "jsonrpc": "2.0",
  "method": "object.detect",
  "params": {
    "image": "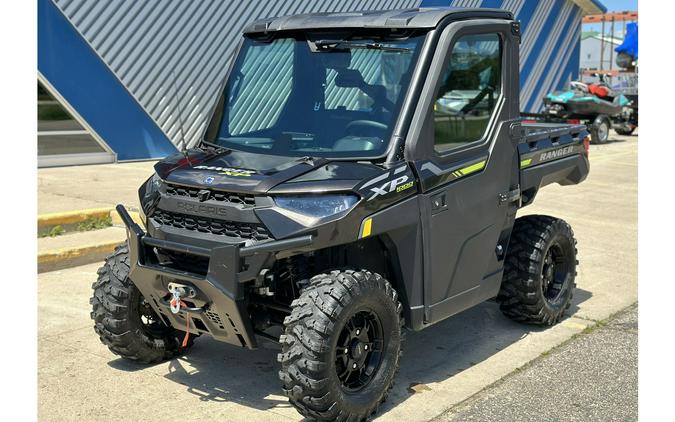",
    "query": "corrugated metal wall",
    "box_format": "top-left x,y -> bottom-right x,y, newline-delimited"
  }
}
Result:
52,0 -> 419,150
